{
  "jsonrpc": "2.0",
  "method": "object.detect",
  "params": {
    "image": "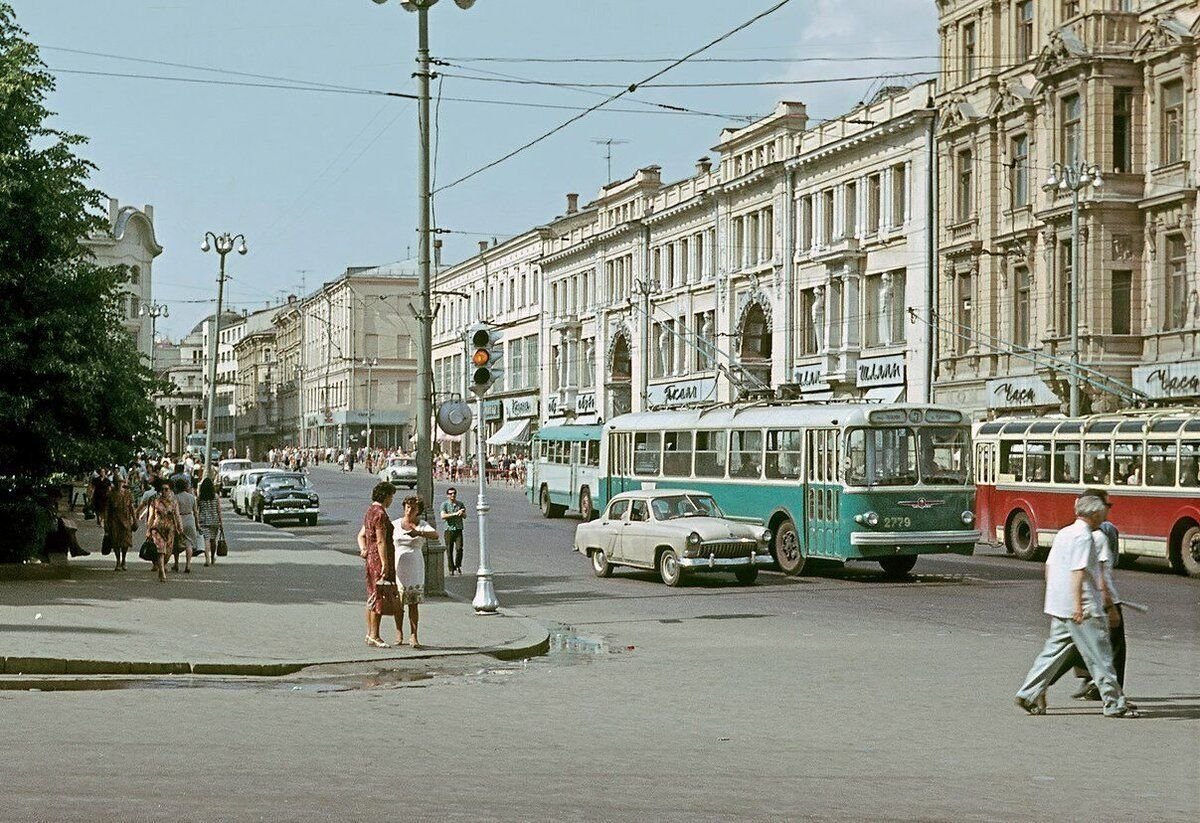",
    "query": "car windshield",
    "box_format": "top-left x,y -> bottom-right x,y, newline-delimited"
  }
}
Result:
390,459 -> 414,467
846,426 -> 971,487
222,461 -> 250,470
651,494 -> 723,520
262,475 -> 309,490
